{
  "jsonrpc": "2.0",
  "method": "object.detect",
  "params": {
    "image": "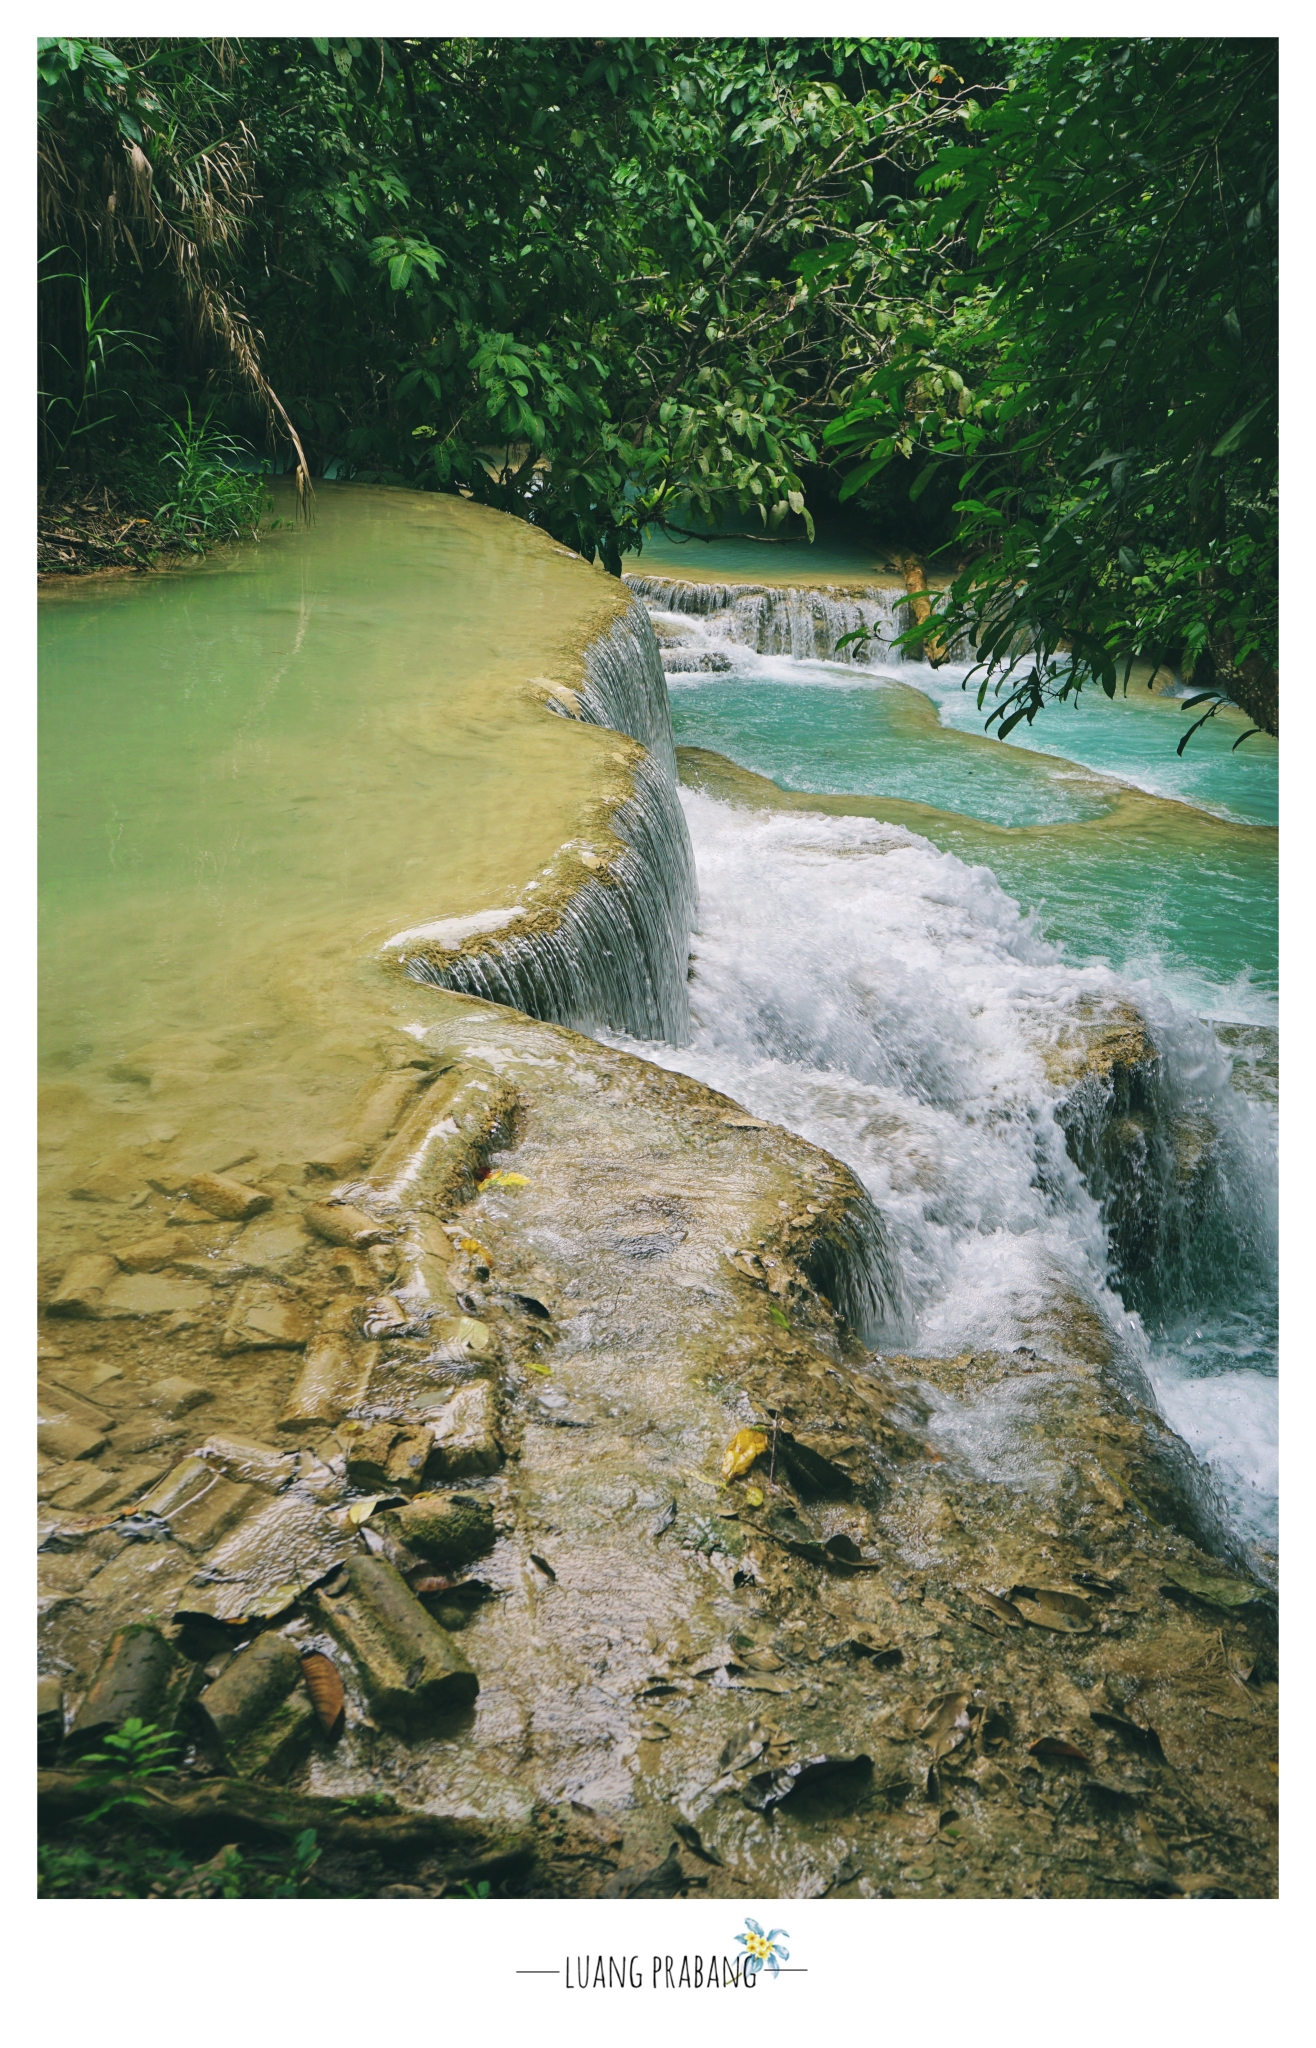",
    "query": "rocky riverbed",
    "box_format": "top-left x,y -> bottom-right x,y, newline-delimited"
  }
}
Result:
38,986 -> 1278,1899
